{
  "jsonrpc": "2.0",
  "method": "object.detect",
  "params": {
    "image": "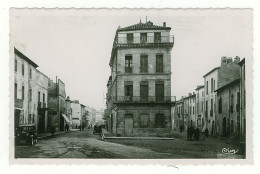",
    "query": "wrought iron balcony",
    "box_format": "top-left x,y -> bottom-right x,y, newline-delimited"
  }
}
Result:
112,96 -> 176,104
117,36 -> 174,45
